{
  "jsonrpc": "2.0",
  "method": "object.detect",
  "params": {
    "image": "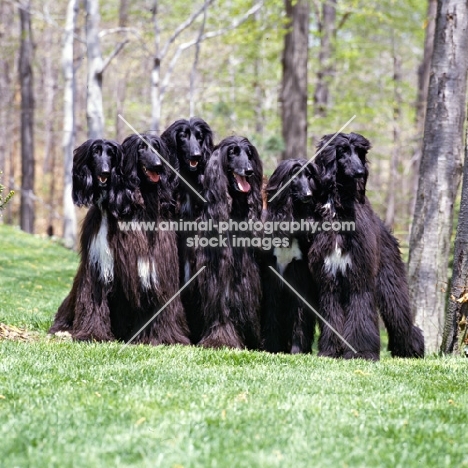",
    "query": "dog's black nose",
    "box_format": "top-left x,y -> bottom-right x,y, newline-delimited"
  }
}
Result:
354,170 -> 365,179
244,169 -> 254,177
